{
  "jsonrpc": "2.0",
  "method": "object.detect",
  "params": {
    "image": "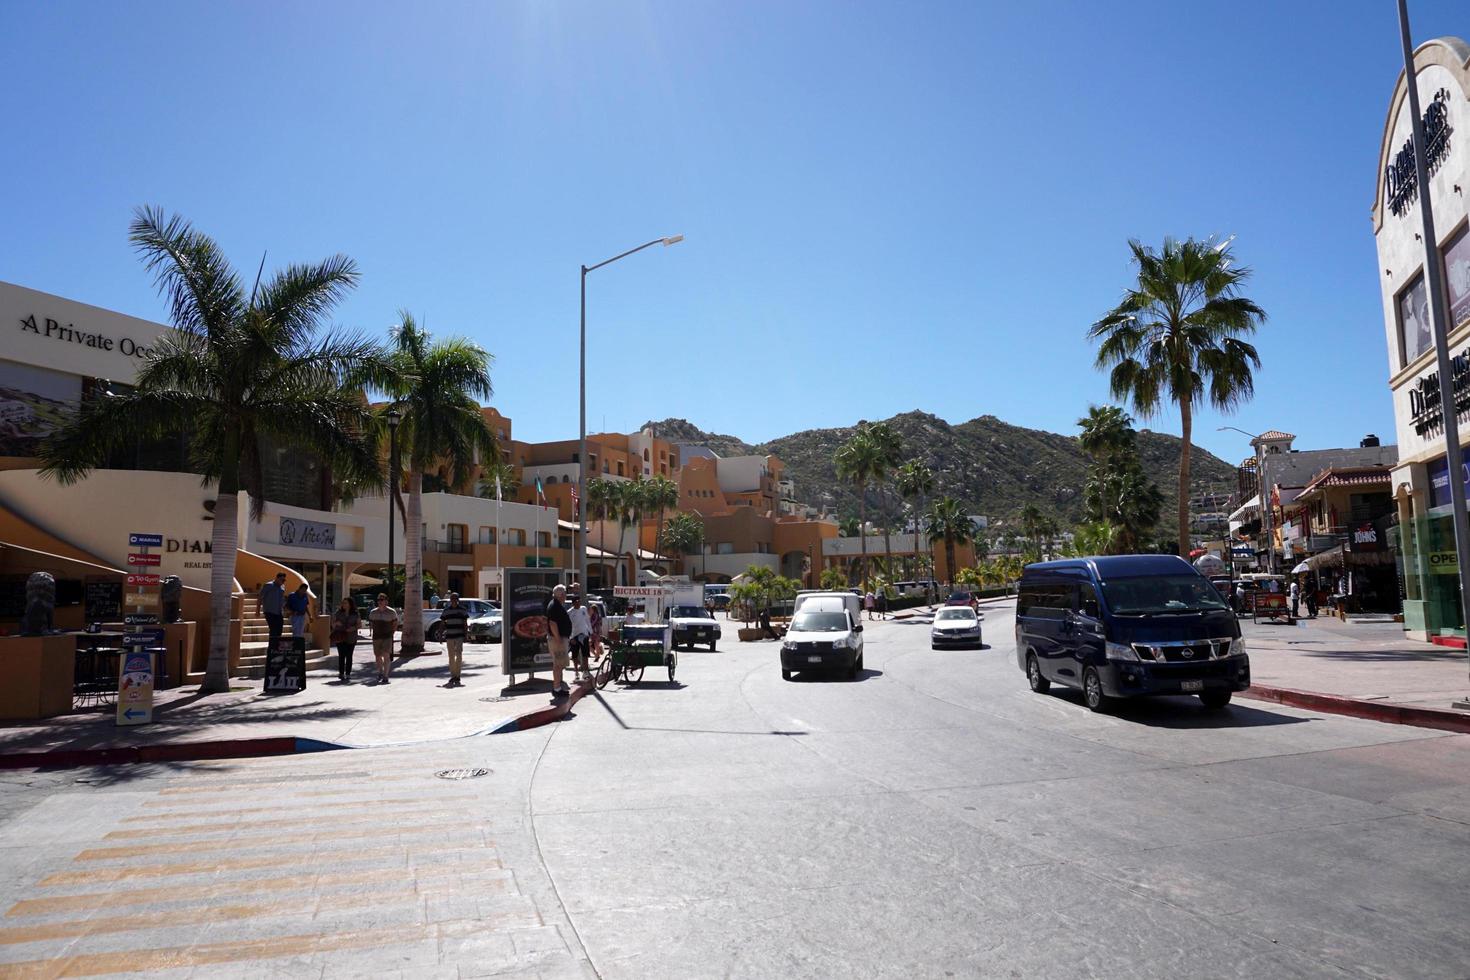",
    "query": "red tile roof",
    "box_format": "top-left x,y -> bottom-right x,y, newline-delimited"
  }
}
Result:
1298,466 -> 1393,497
